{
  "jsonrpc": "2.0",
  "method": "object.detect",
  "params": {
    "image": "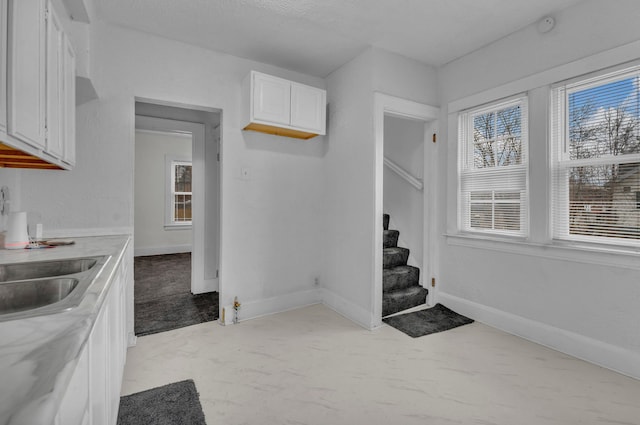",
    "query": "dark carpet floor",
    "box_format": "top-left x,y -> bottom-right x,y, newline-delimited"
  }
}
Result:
117,380 -> 207,425
383,303 -> 474,338
134,253 -> 219,336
